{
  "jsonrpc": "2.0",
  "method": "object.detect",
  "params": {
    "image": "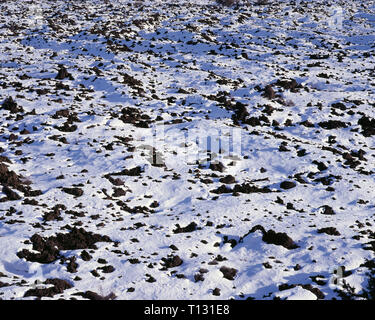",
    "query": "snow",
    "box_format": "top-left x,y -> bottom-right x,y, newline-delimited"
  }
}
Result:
0,0 -> 374,300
